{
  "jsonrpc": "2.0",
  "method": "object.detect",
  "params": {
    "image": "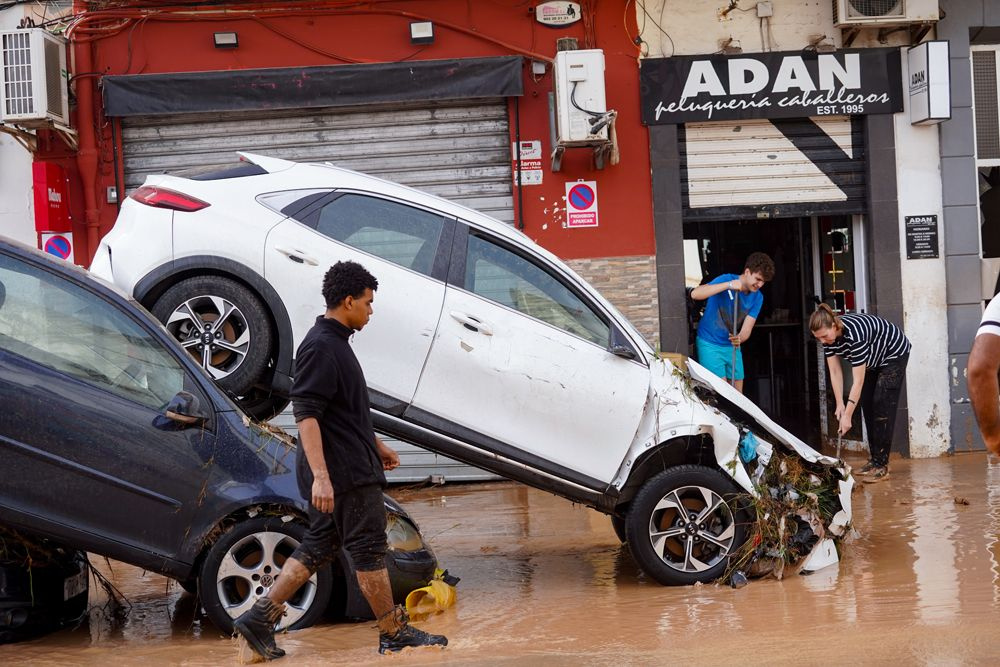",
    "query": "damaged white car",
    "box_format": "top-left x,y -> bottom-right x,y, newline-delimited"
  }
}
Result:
93,152 -> 853,586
